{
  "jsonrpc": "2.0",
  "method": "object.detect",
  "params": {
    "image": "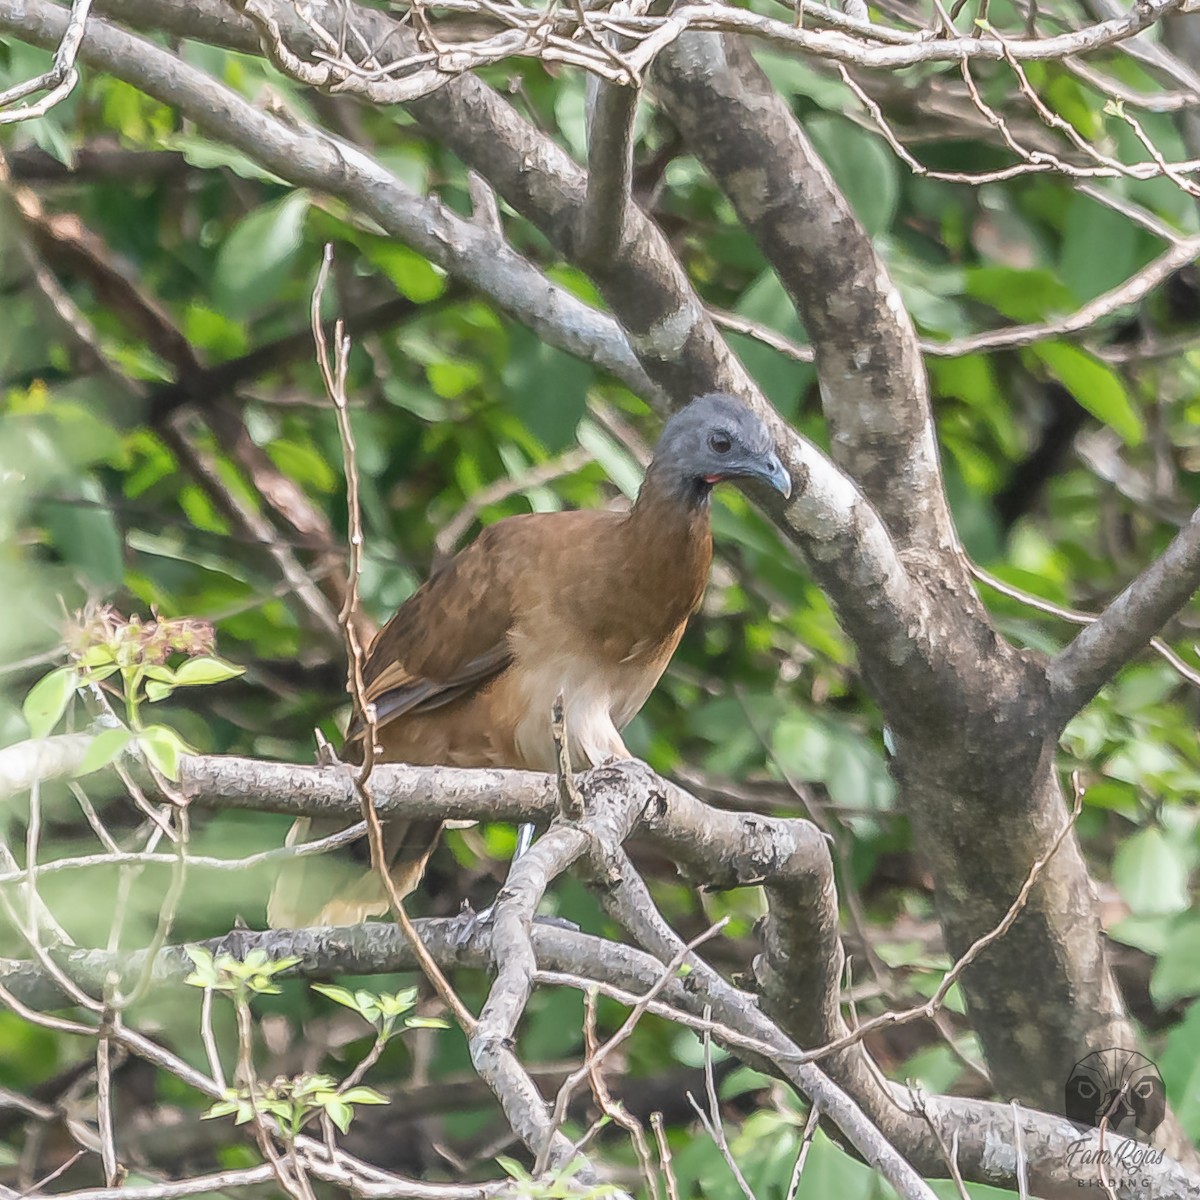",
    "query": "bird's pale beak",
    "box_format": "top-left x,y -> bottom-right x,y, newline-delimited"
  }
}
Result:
755,450 -> 792,499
